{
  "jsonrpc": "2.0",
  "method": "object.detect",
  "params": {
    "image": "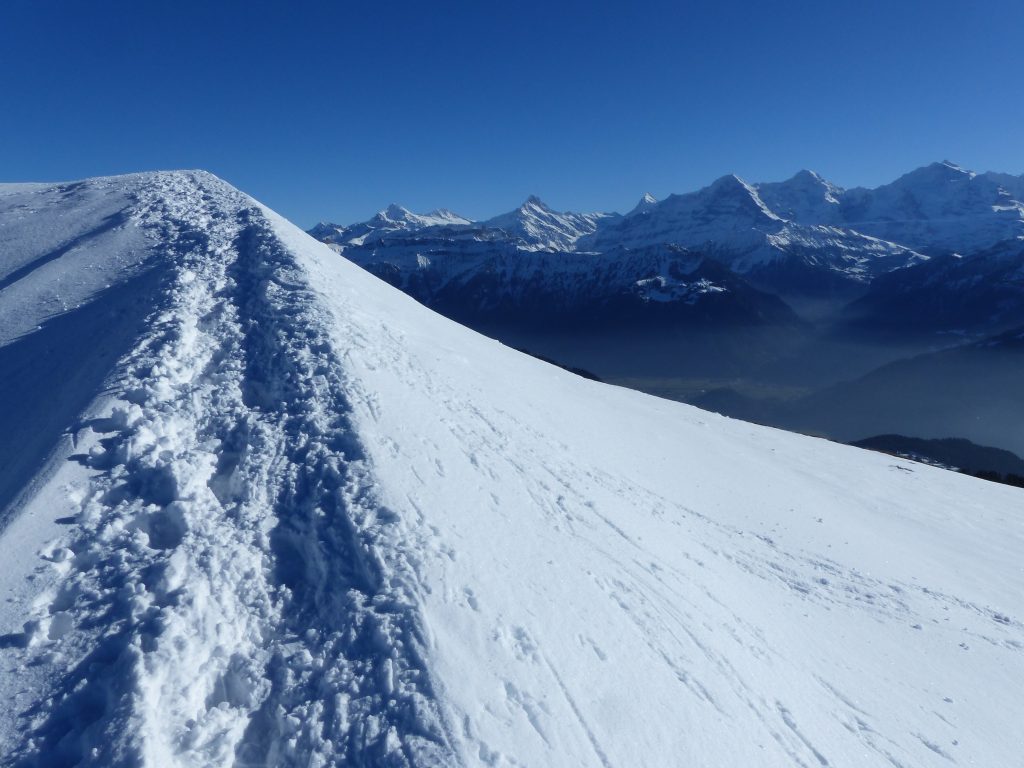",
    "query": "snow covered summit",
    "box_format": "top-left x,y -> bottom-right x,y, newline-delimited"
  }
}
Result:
309,203 -> 472,248
481,195 -> 616,251
1,171 -> 1022,767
